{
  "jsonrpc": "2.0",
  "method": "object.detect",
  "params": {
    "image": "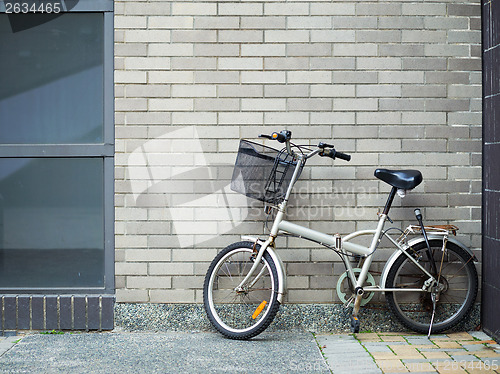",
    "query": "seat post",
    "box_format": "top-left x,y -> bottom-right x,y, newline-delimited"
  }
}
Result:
382,187 -> 398,215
